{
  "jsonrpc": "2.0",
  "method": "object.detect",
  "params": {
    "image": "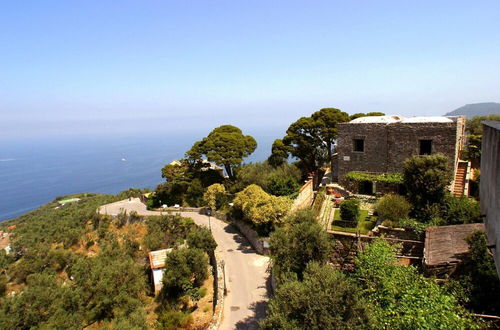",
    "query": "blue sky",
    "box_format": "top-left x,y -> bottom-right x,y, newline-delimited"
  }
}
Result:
1,1 -> 499,138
